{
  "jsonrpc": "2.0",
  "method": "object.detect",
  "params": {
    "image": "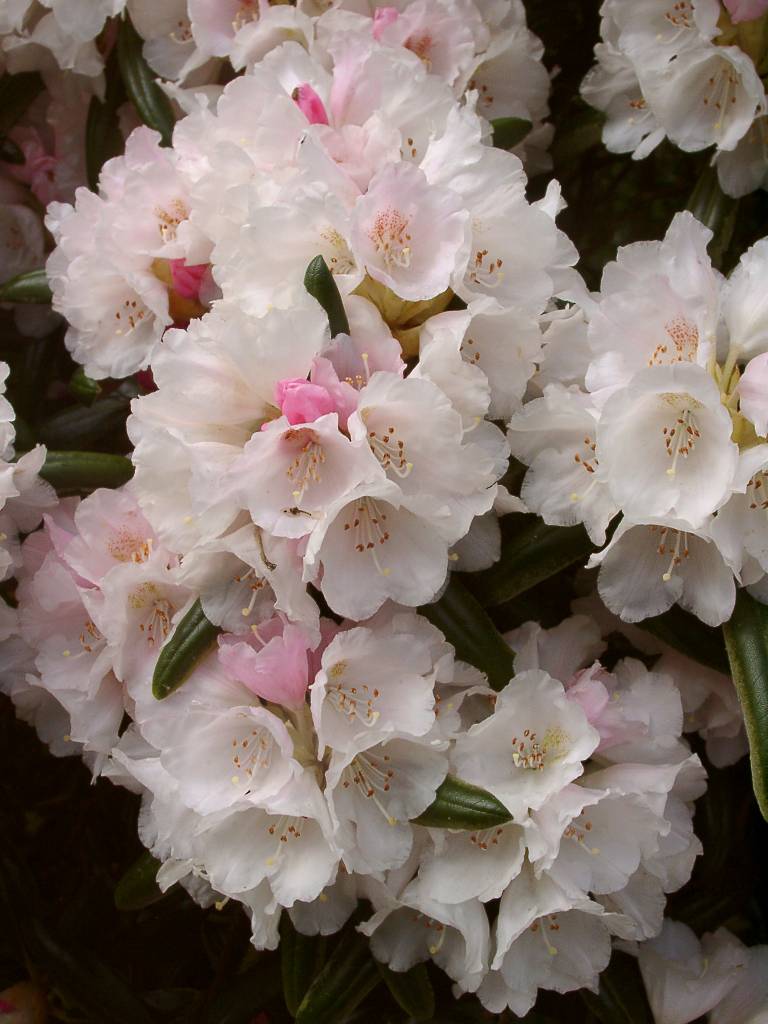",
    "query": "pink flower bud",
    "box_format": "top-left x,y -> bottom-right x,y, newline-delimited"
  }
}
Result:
168,259 -> 209,301
275,378 -> 337,424
291,84 -> 330,125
